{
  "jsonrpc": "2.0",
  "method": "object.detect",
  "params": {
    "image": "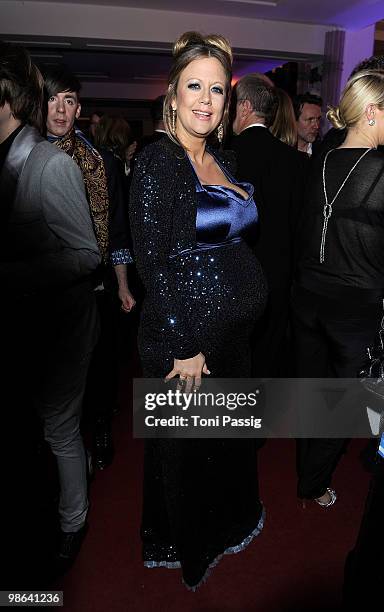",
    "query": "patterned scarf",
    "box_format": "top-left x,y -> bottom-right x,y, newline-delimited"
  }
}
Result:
48,127 -> 109,262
